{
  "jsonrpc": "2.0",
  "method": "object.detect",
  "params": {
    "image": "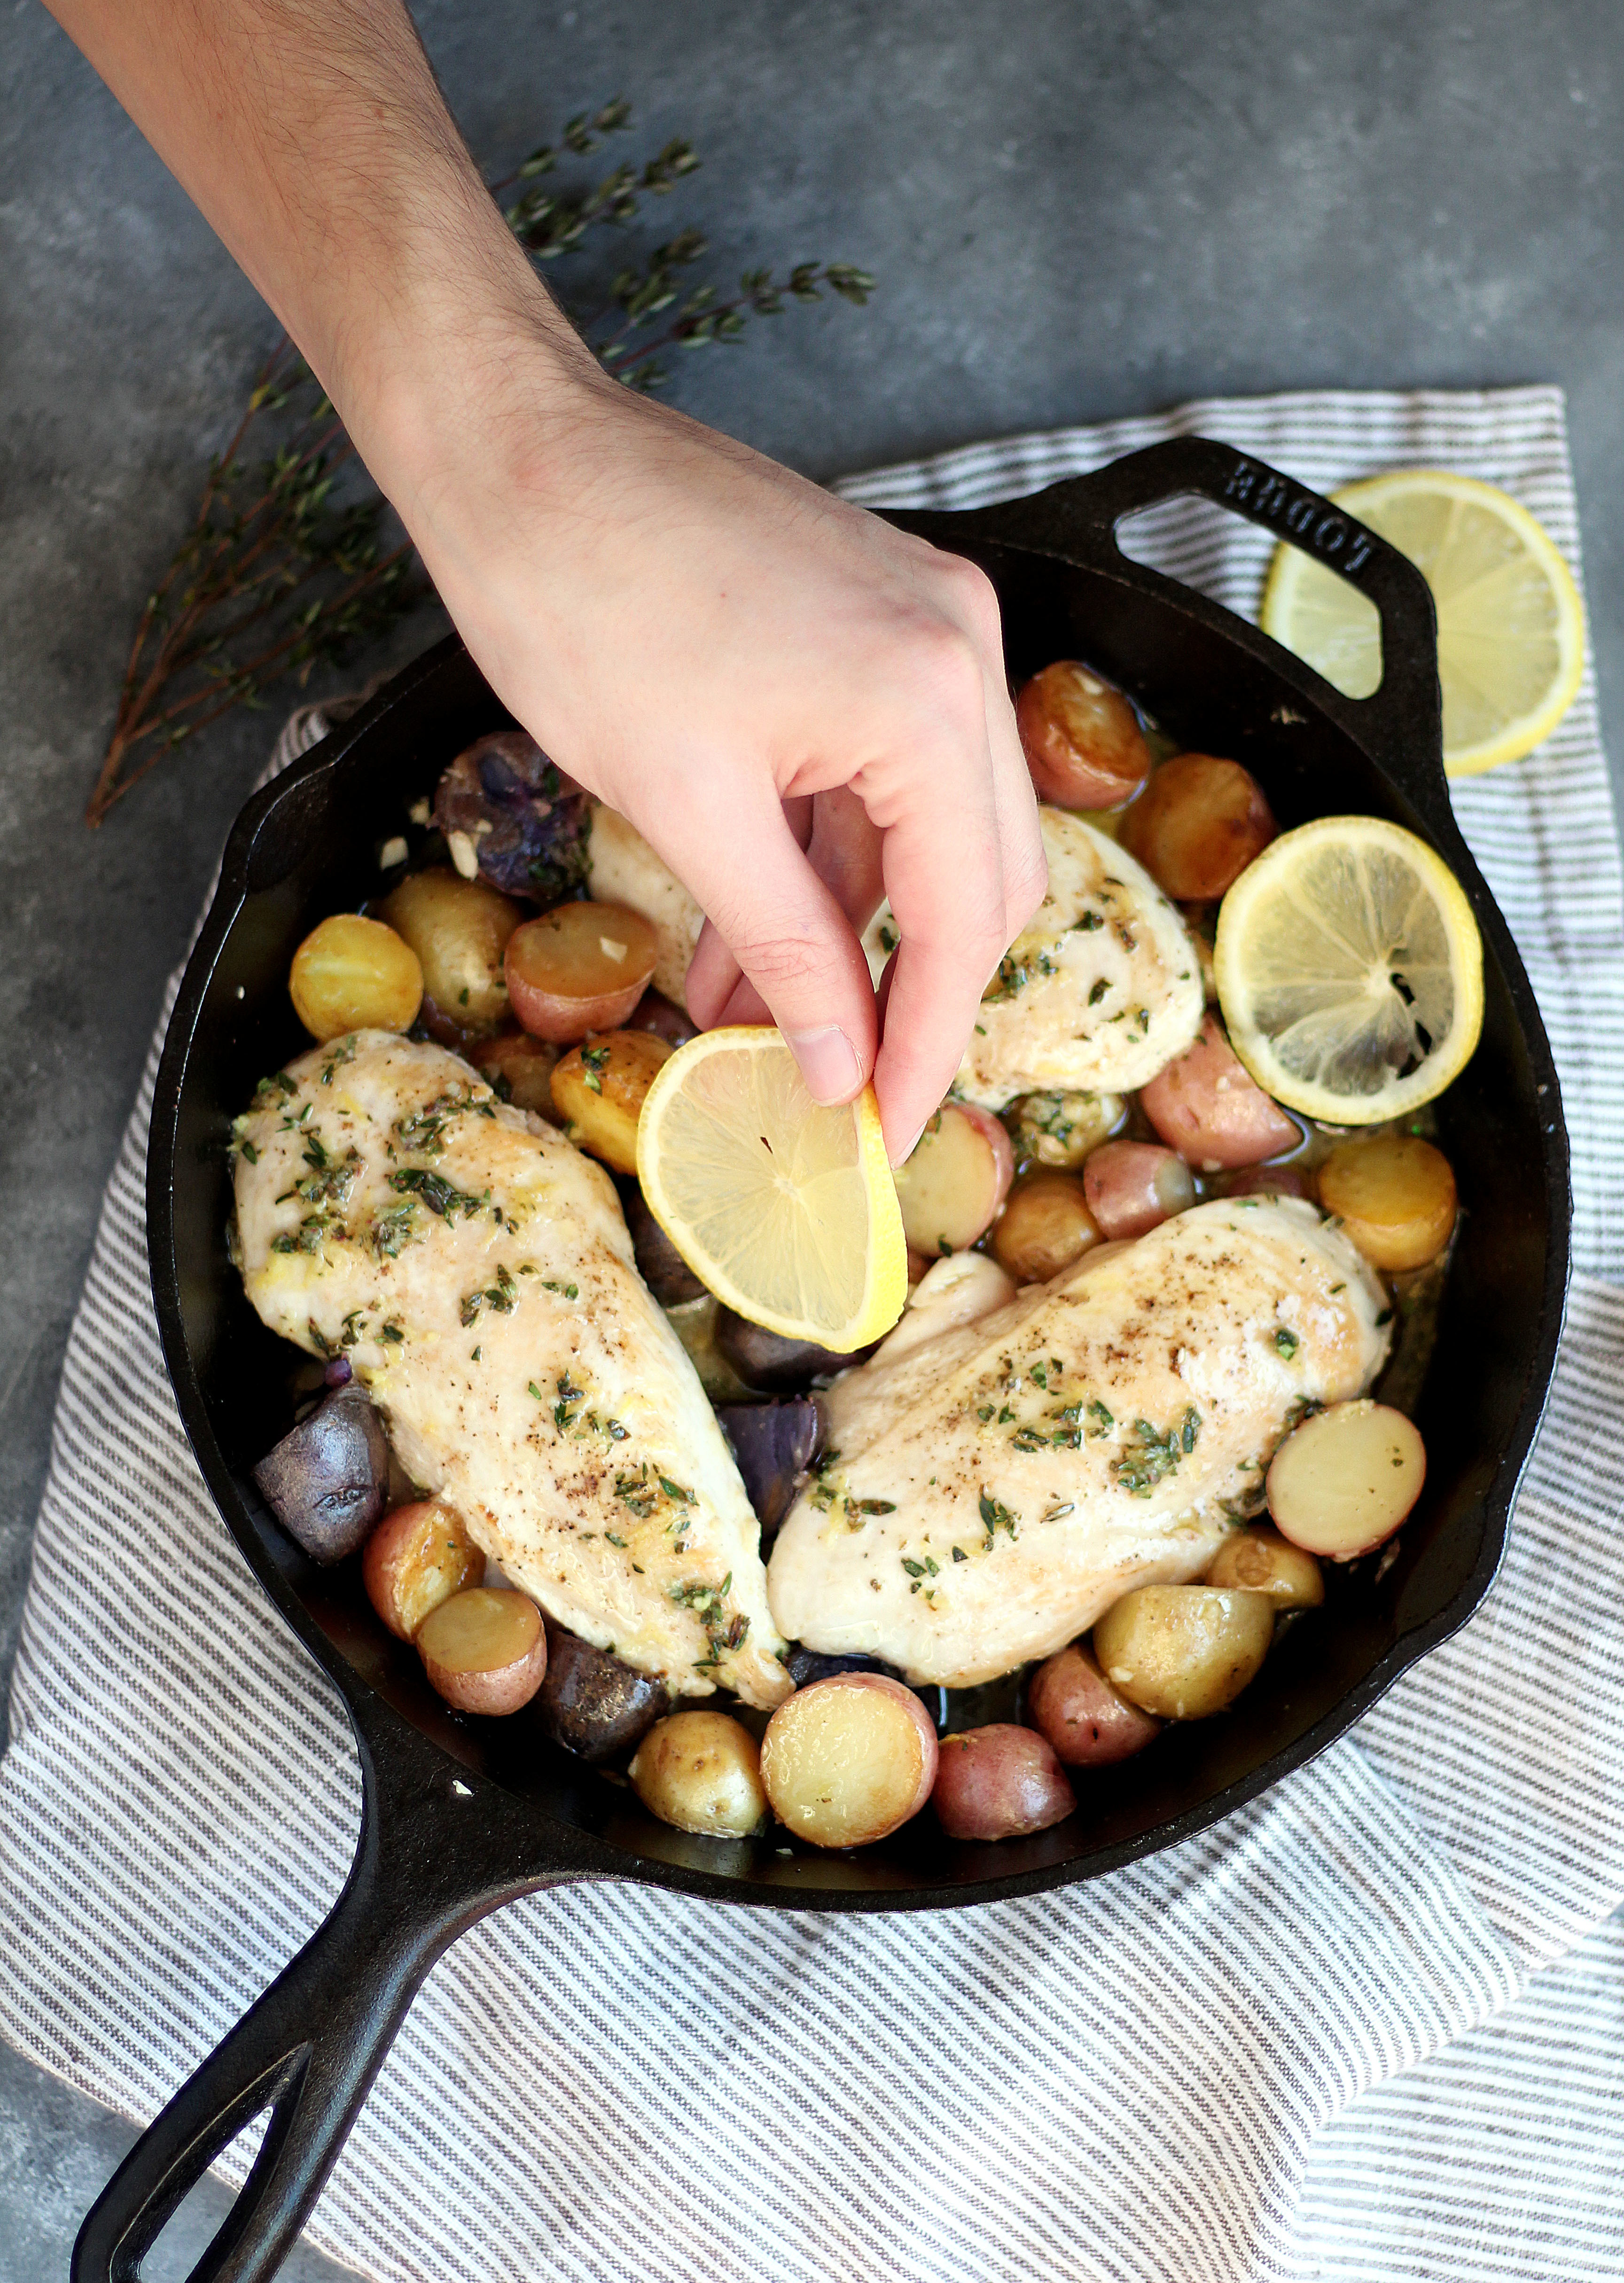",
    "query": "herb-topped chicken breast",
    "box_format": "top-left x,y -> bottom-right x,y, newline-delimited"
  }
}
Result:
766,1198 -> 1390,1687
231,1030 -> 790,1706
